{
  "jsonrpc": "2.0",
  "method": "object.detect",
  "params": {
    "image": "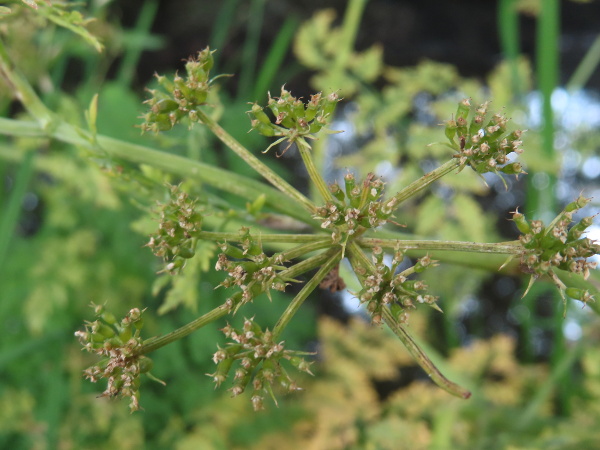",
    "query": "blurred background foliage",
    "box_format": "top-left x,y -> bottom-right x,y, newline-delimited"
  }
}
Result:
1,0 -> 600,448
